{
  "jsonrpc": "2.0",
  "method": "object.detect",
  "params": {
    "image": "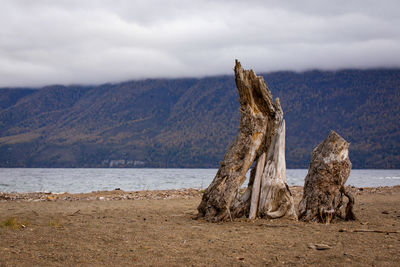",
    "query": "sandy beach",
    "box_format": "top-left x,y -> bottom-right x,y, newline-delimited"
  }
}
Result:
1,186 -> 399,266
